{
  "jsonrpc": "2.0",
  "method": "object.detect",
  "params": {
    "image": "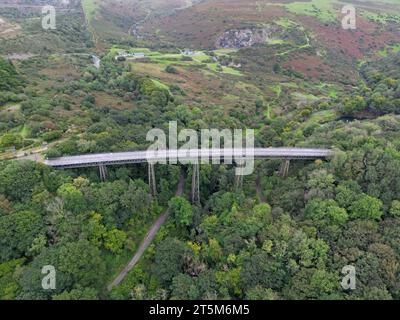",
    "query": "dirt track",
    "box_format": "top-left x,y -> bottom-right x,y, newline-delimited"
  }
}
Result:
107,173 -> 185,291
